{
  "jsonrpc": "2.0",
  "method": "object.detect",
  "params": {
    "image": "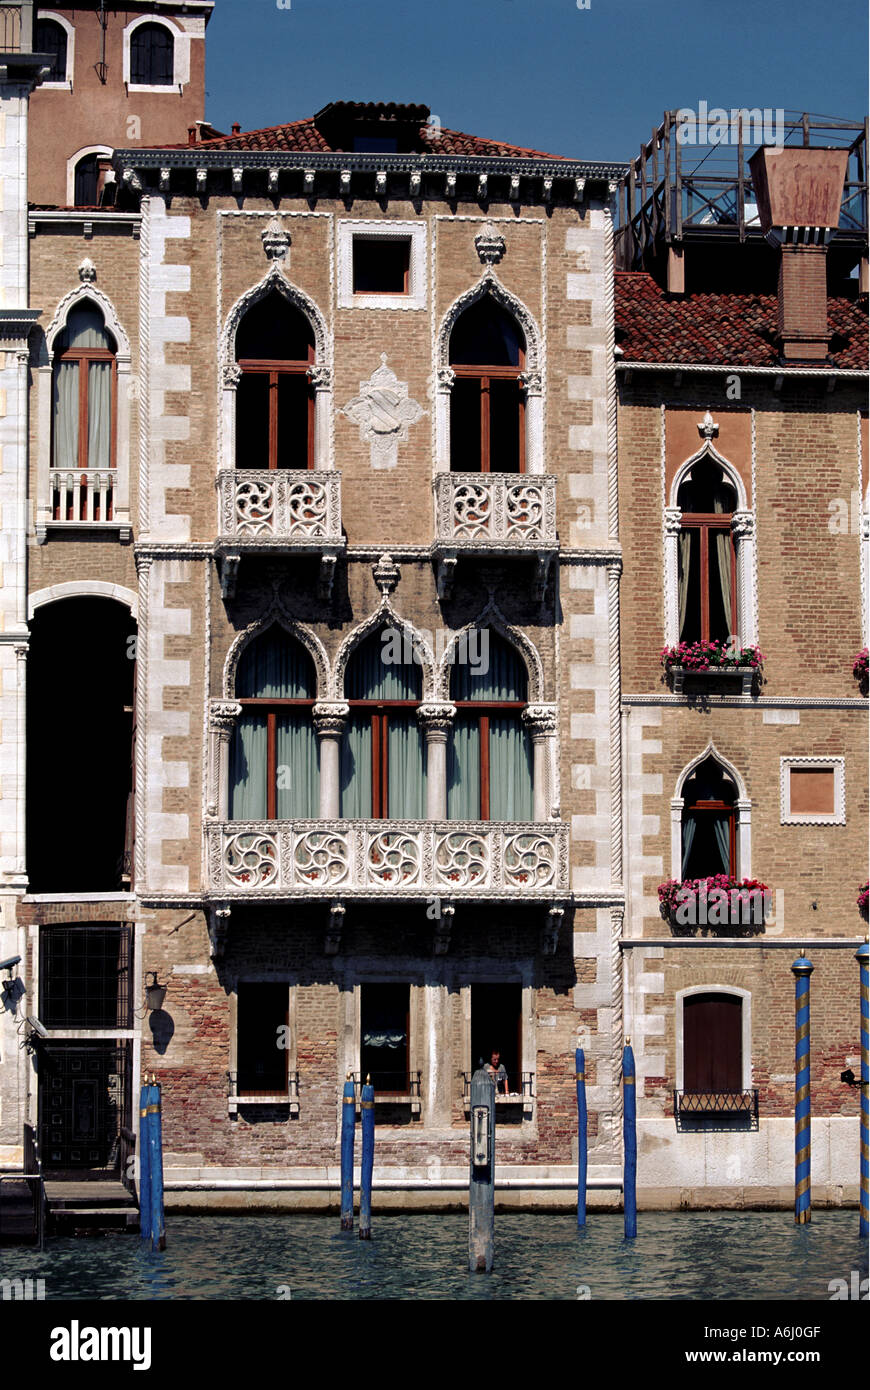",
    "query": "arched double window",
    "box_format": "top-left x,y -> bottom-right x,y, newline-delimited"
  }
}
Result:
130,22 -> 174,85
52,303 -> 116,520
229,628 -> 319,820
235,292 -> 315,470
340,631 -> 426,818
680,756 -> 737,879
448,631 -> 533,821
449,297 -> 525,473
677,456 -> 738,644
